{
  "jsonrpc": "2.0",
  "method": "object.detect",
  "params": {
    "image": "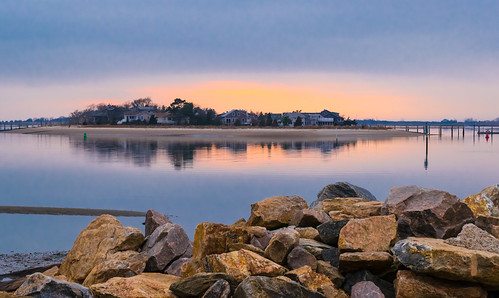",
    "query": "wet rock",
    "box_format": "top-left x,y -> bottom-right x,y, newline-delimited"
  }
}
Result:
287,246 -> 318,270
317,219 -> 349,246
202,279 -> 231,298
313,197 -> 370,213
475,215 -> 499,238
316,260 -> 345,288
392,237 -> 499,287
295,227 -> 321,241
339,252 -> 395,275
343,270 -> 395,298
329,201 -> 383,221
316,182 -> 377,202
59,215 -> 145,284
83,250 -> 147,286
144,209 -> 172,237
164,257 -> 190,276
246,195 -> 308,229
89,273 -> 180,298
233,276 -> 326,298
351,281 -> 385,298
463,184 -> 499,217
299,238 -> 333,260
394,270 -> 487,298
290,209 -> 331,228
381,185 -> 475,239
142,223 -> 191,272
285,266 -> 348,297
338,215 -> 397,253
170,272 -> 238,298
192,222 -> 251,259
14,273 -> 91,298
445,223 -> 499,254
321,247 -> 340,267
264,228 -> 300,264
